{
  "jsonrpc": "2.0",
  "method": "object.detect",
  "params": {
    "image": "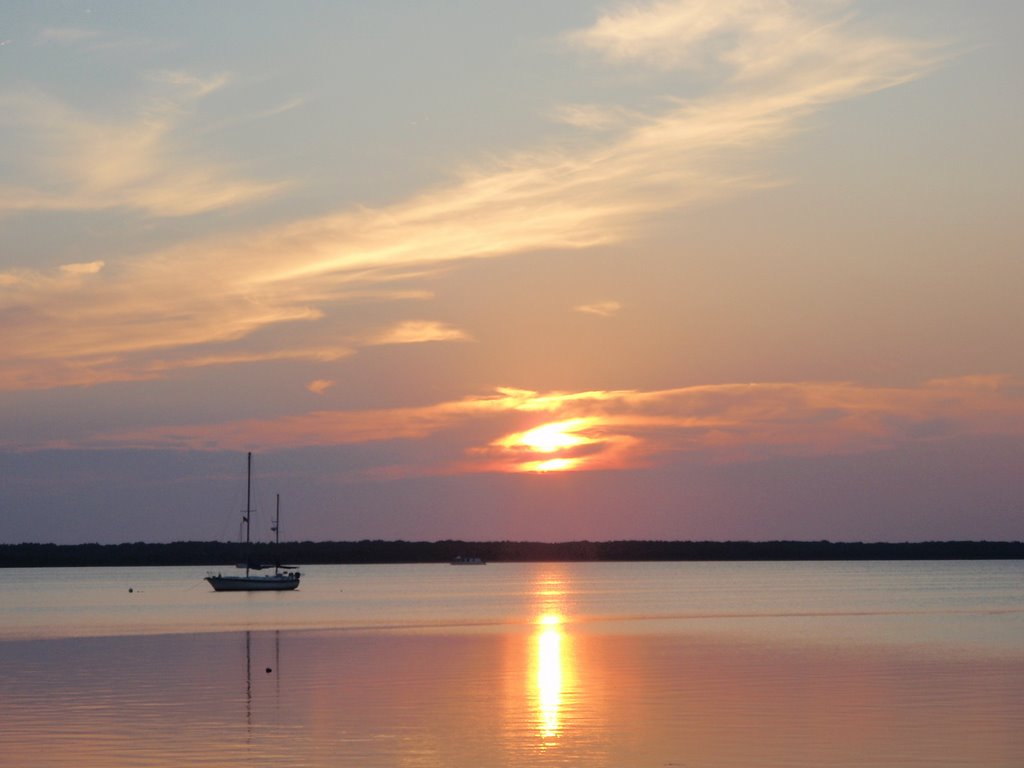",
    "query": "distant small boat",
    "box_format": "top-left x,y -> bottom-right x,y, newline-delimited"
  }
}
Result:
450,555 -> 486,565
206,453 -> 301,592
